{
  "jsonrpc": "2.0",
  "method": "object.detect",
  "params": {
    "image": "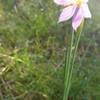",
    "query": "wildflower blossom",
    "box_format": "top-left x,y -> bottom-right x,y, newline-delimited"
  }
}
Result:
54,0 -> 91,30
